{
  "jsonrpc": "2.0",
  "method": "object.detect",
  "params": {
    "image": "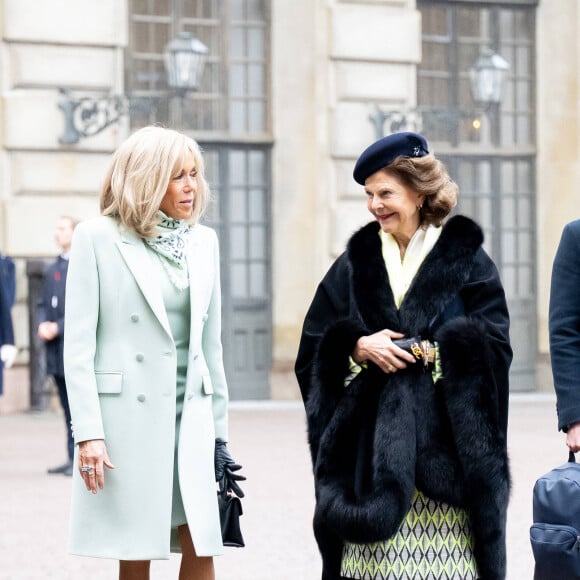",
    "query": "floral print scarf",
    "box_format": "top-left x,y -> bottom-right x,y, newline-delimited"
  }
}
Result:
145,211 -> 191,290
